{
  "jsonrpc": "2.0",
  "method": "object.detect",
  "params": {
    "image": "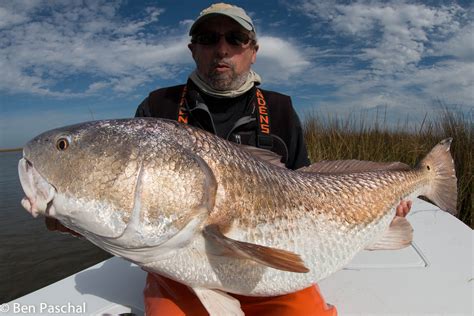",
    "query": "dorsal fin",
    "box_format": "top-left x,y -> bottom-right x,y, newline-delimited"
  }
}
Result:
240,145 -> 285,168
298,160 -> 411,174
